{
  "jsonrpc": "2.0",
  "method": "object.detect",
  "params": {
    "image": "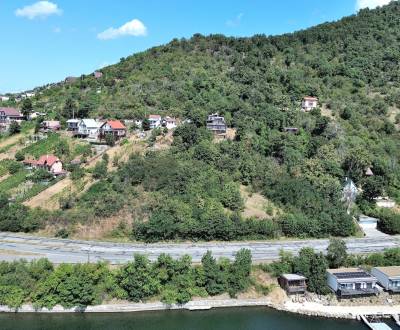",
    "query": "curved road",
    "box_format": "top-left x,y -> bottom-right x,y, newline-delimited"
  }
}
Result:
0,232 -> 398,264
